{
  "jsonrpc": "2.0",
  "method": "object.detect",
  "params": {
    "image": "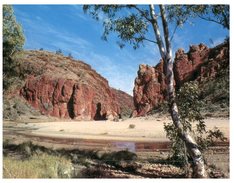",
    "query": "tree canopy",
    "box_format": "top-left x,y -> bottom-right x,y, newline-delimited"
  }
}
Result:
3,5 -> 25,90
83,5 -> 229,51
3,5 -> 25,57
83,5 -> 153,49
166,5 -> 229,30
